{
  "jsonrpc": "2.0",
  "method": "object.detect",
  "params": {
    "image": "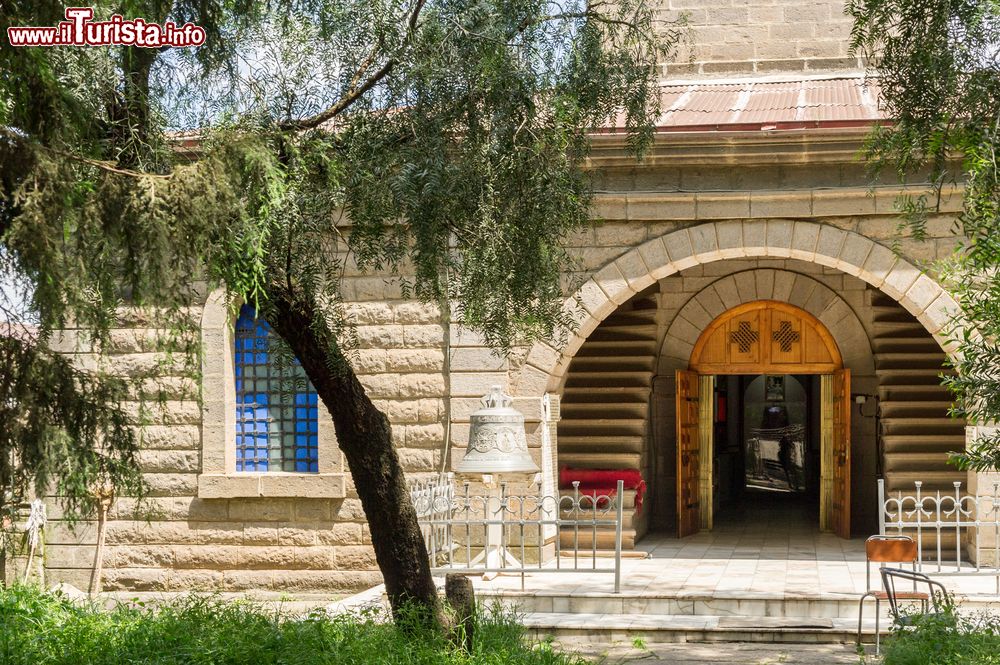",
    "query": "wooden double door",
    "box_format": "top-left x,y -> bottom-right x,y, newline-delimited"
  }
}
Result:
675,301 -> 852,539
